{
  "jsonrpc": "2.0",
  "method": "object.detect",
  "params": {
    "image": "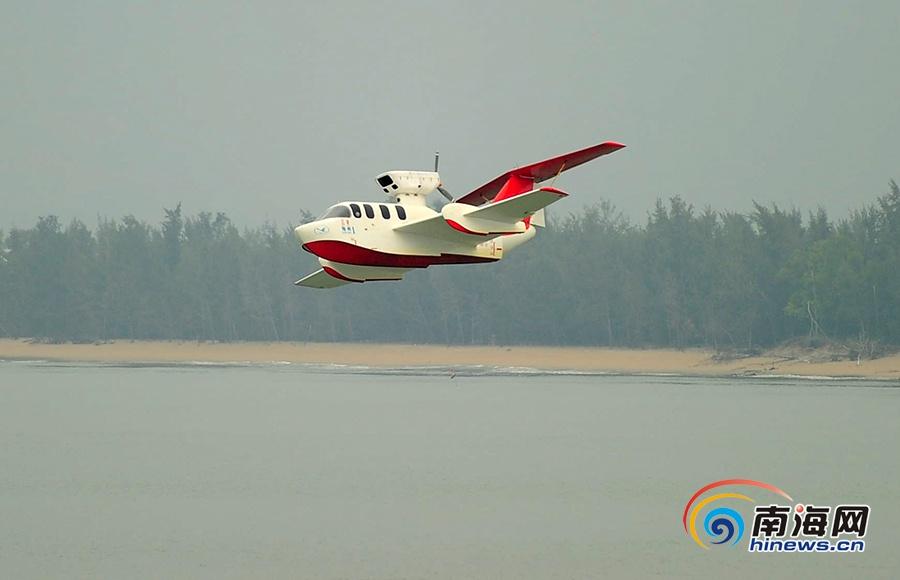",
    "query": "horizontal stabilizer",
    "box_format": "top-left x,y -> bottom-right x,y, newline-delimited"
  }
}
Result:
294,268 -> 352,289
